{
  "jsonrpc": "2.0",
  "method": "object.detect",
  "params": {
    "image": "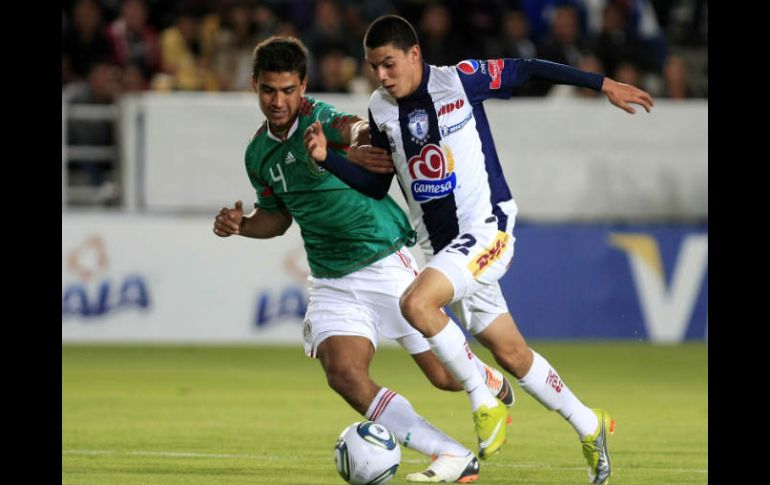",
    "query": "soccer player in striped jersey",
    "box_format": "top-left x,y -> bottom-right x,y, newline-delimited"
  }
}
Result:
304,15 -> 653,484
213,36 -> 516,483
